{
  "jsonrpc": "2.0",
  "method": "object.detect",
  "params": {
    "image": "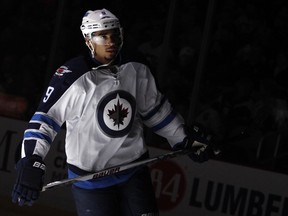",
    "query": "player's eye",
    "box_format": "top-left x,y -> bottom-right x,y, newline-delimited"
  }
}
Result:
92,35 -> 108,45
